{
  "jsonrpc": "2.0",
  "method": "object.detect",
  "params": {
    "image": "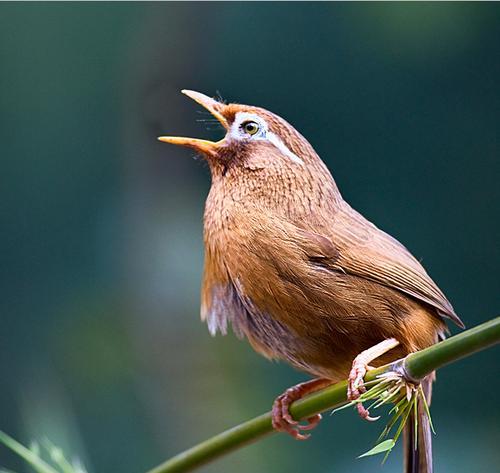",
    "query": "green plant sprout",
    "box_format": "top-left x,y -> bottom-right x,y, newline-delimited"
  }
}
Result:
0,431 -> 87,473
333,371 -> 433,460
